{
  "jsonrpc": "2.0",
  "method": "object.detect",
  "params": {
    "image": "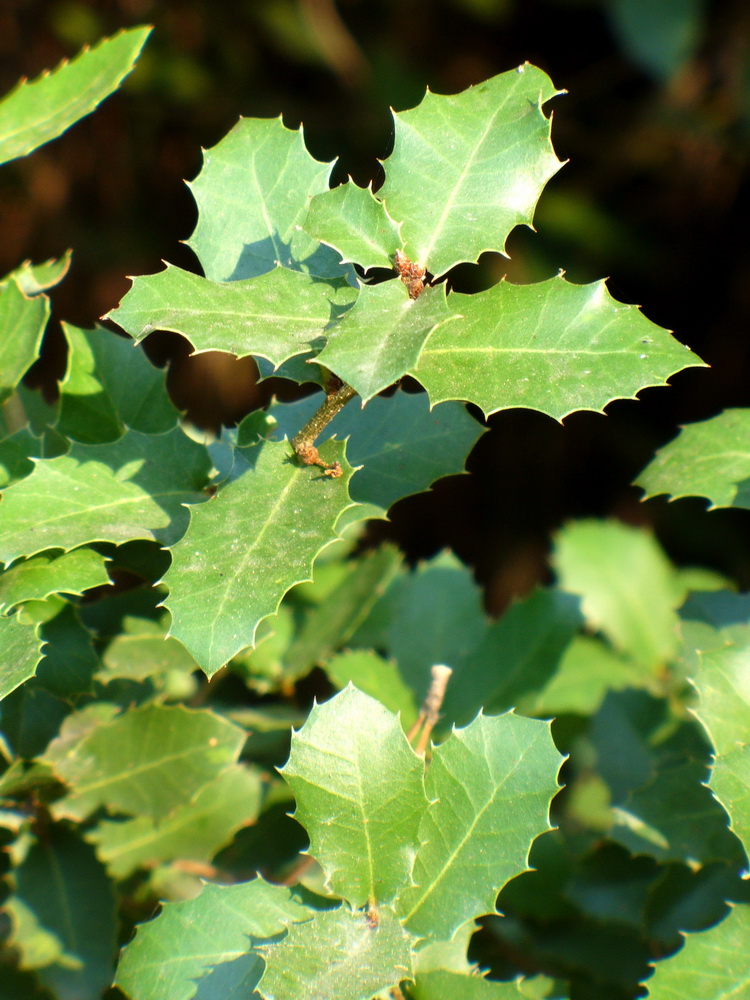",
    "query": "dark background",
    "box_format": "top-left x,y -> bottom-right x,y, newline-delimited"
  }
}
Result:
3,0 -> 750,607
